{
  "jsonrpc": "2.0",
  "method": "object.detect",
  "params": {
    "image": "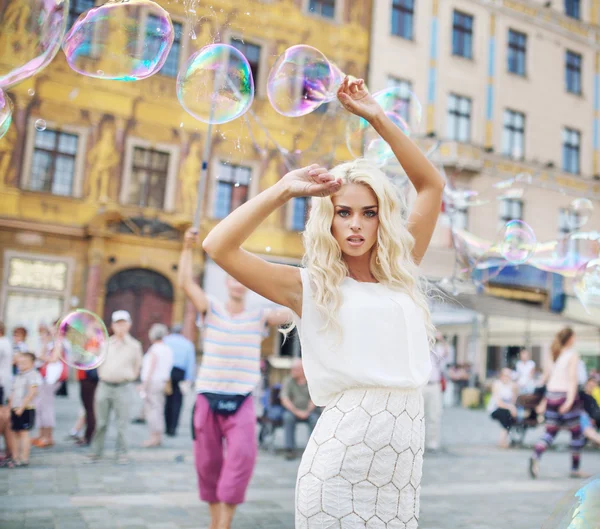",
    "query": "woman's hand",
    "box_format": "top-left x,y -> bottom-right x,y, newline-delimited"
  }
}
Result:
280,164 -> 342,198
337,76 -> 383,123
509,405 -> 518,418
